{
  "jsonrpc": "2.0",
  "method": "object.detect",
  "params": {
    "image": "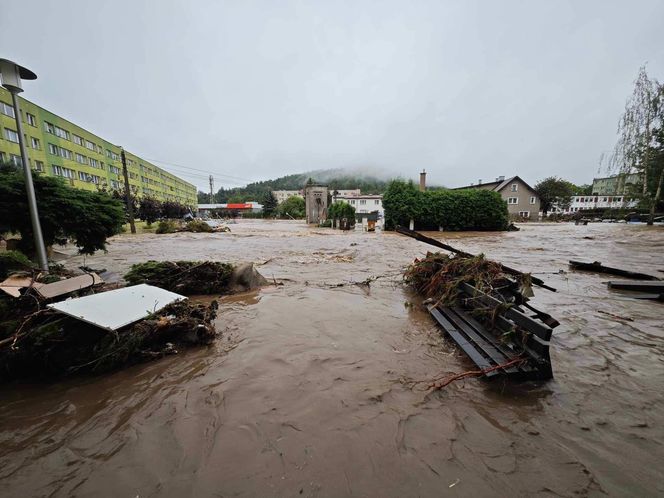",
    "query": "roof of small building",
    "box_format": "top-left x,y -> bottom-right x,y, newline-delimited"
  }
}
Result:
453,175 -> 536,193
